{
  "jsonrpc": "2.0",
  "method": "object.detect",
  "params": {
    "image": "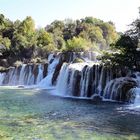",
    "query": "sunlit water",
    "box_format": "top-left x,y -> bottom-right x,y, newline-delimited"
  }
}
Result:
0,87 -> 140,140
